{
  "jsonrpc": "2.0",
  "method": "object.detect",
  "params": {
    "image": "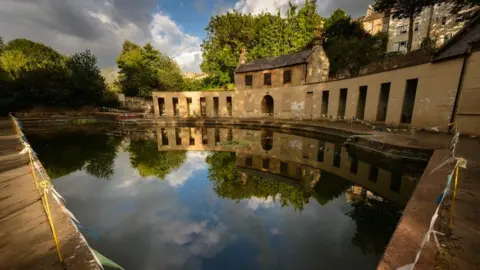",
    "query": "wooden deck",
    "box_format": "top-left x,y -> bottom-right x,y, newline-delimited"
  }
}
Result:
0,120 -> 98,270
